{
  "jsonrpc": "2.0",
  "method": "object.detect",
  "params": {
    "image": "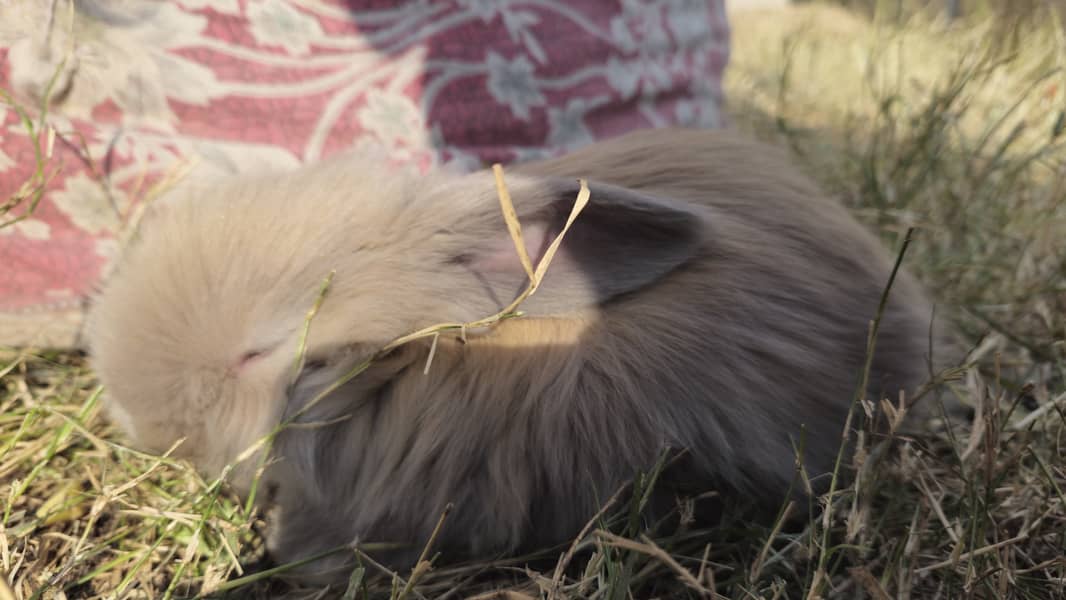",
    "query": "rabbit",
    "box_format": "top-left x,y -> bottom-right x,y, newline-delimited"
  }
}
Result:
87,127 -> 947,581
